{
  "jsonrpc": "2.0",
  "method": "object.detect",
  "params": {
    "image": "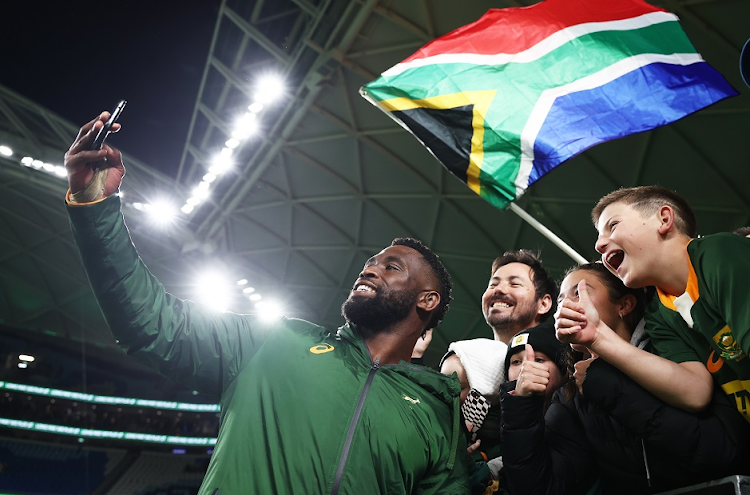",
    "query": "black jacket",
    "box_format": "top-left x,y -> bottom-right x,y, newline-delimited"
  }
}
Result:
500,359 -> 750,495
